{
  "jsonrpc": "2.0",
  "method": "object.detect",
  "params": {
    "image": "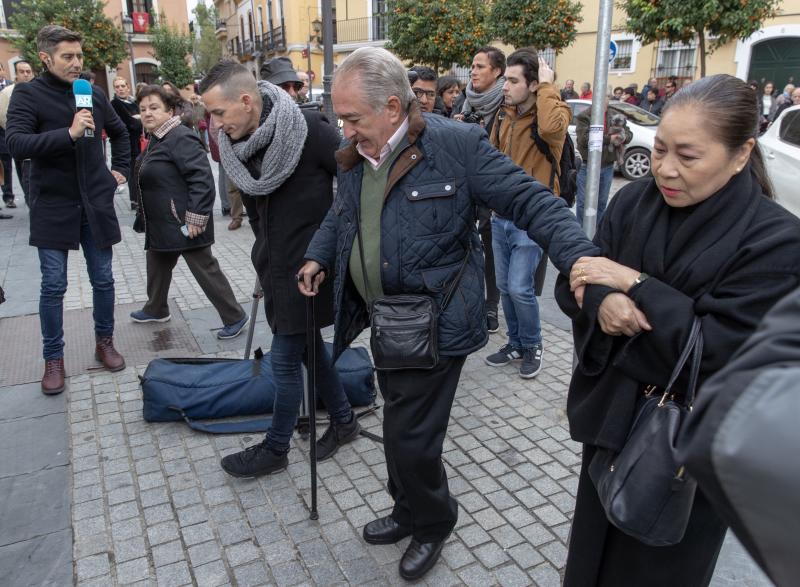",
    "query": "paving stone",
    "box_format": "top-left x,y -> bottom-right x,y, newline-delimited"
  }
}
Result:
140,487 -> 171,508
441,540 -> 476,570
76,553 -> 110,581
154,560 -> 192,587
473,541 -> 510,569
115,557 -> 151,584
193,560 -> 229,587
340,556 -> 381,584
217,520 -> 253,546
494,563 -> 532,587
533,504 -> 569,526
114,536 -> 148,563
147,521 -> 180,546
473,507 -> 507,531
112,518 -> 143,543
456,523 -> 492,548
540,540 -> 568,568
152,539 -> 186,568
508,542 -> 546,569
177,504 -> 209,527
224,540 -> 260,566
457,562 -> 495,587
530,562 -> 562,587
269,560 -> 309,587
188,541 -> 223,568
232,561 -> 270,587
